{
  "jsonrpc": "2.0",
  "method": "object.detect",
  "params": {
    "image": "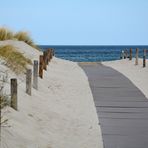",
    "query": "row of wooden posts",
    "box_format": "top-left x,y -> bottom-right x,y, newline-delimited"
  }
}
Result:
10,48 -> 54,110
121,48 -> 147,67
9,48 -> 147,110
